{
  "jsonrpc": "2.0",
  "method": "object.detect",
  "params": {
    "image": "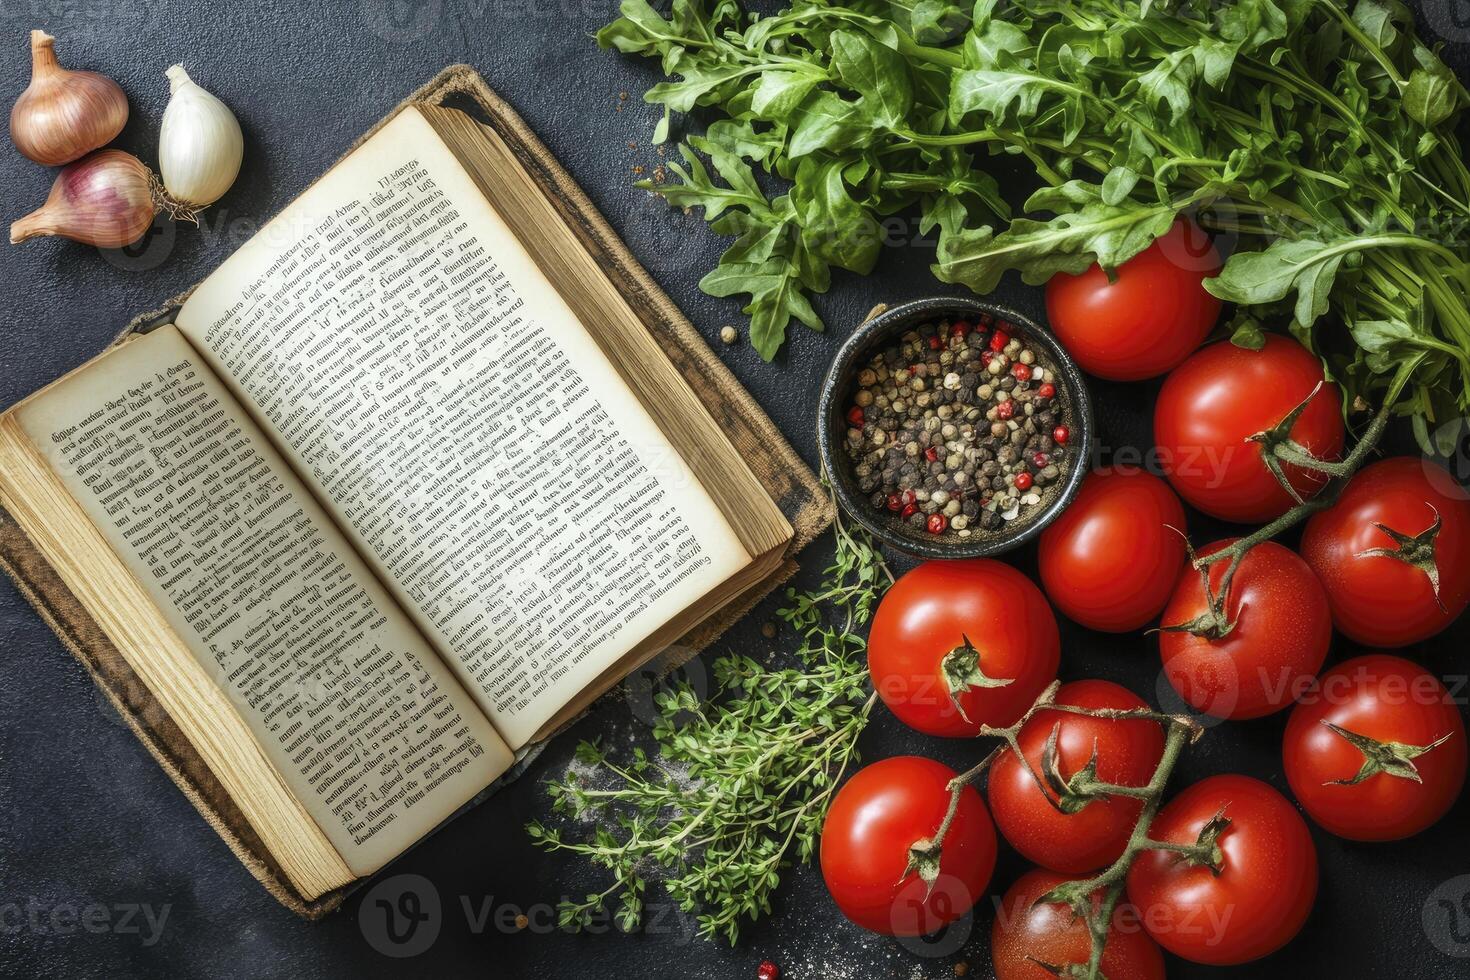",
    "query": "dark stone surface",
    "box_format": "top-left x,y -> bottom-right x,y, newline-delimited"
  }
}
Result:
1,2 -> 1469,978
